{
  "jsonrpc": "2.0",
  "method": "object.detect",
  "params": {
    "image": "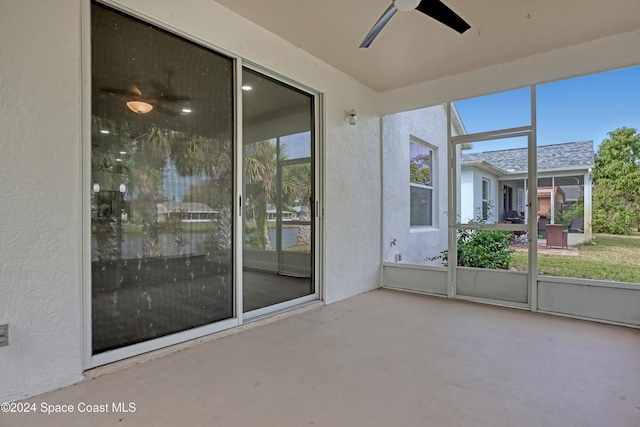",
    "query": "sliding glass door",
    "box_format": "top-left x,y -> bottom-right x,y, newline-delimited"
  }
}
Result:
89,3 -> 319,364
241,68 -> 316,315
90,3 -> 234,355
